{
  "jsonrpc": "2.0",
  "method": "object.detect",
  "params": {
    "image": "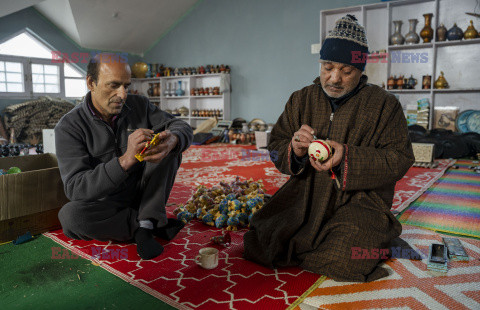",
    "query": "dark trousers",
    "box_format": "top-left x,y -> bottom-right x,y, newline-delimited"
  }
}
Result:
58,153 -> 181,242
